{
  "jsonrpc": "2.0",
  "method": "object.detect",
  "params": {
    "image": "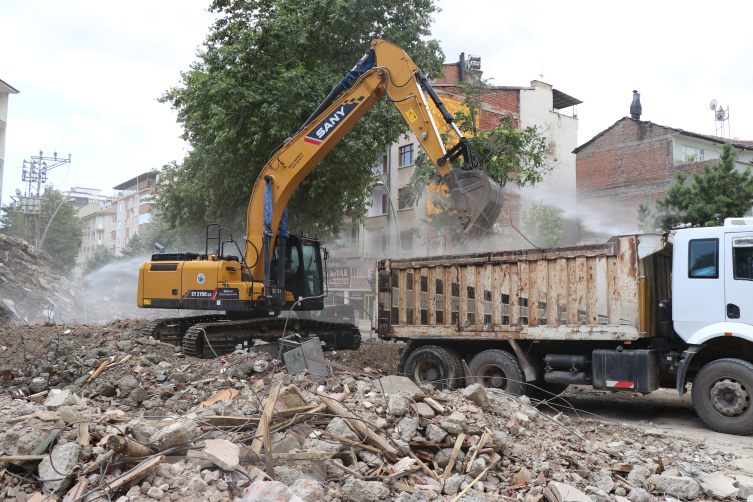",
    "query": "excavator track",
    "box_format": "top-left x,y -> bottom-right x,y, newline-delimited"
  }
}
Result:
181,317 -> 361,359
141,315 -> 231,347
